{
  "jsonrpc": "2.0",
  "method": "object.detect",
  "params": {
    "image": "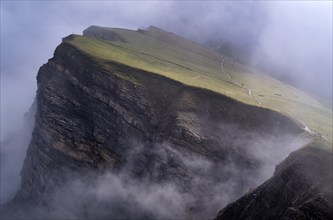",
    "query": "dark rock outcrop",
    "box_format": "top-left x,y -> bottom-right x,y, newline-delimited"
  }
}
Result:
83,25 -> 126,42
215,143 -> 333,220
